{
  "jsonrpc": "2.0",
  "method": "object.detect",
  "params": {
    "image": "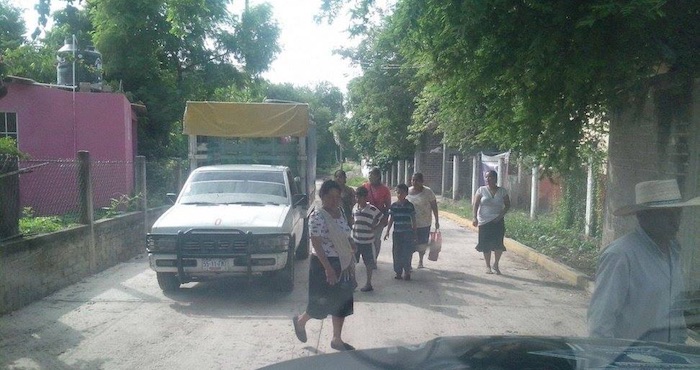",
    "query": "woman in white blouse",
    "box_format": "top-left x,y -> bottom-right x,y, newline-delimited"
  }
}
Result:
472,170 -> 510,274
292,180 -> 357,351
